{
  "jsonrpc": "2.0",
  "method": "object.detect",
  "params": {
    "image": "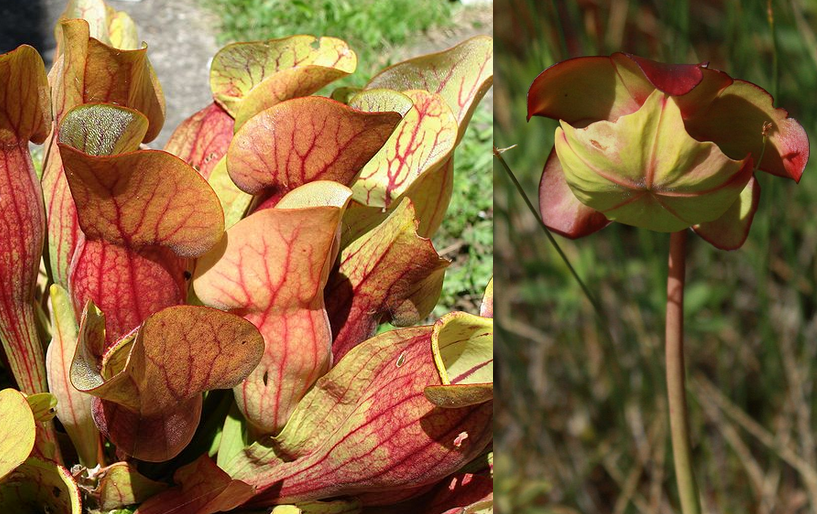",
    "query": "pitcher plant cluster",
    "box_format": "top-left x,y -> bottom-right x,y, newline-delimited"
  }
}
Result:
527,53 -> 809,512
0,0 -> 494,512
